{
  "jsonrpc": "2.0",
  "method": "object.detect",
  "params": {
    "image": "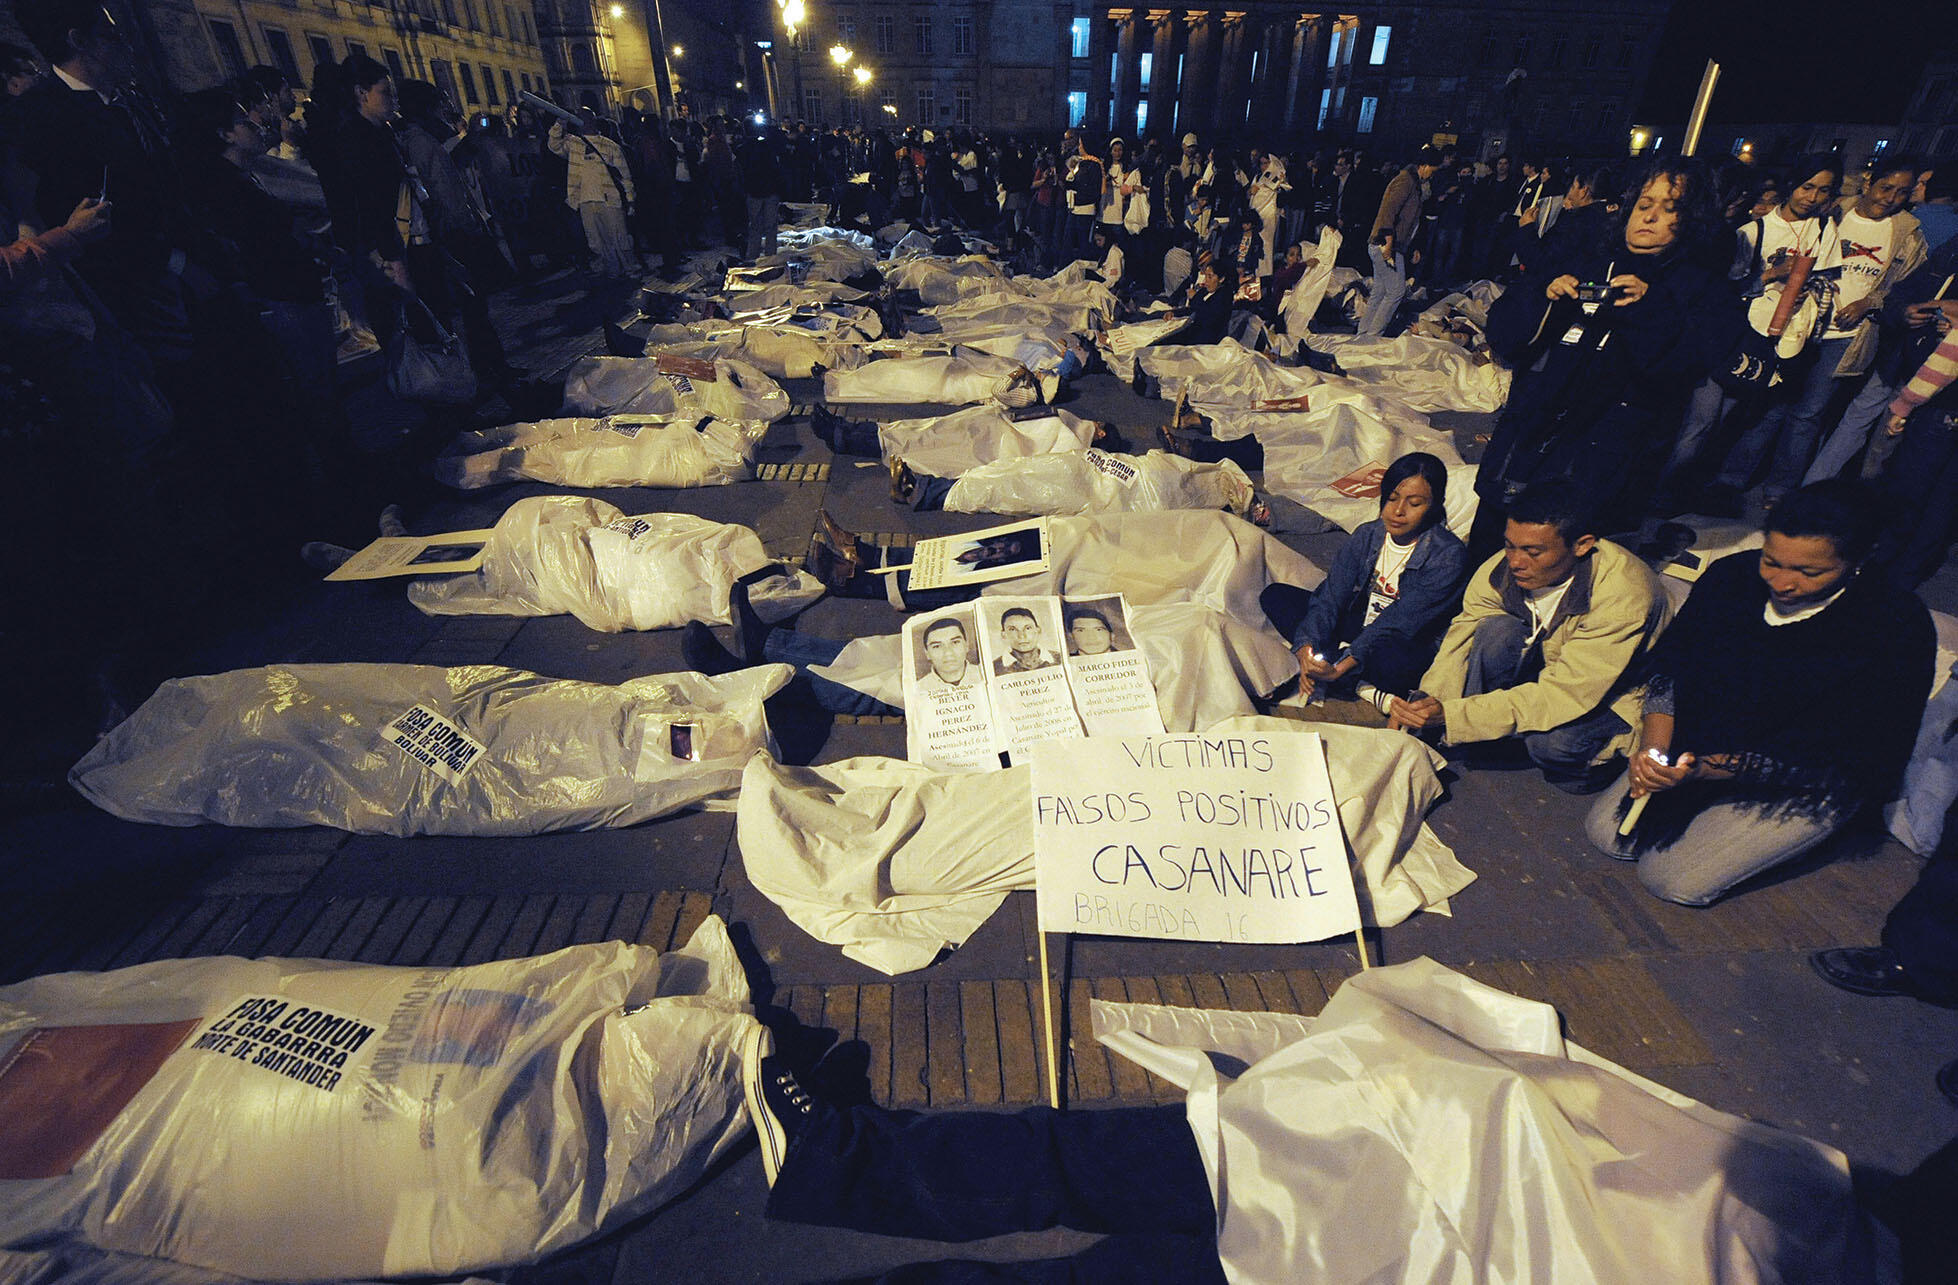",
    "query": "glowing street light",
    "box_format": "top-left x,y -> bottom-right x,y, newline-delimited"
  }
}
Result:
829,44 -> 852,67
608,3 -> 622,16
779,0 -> 805,35
853,65 -> 871,86
671,43 -> 684,56
881,103 -> 896,115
